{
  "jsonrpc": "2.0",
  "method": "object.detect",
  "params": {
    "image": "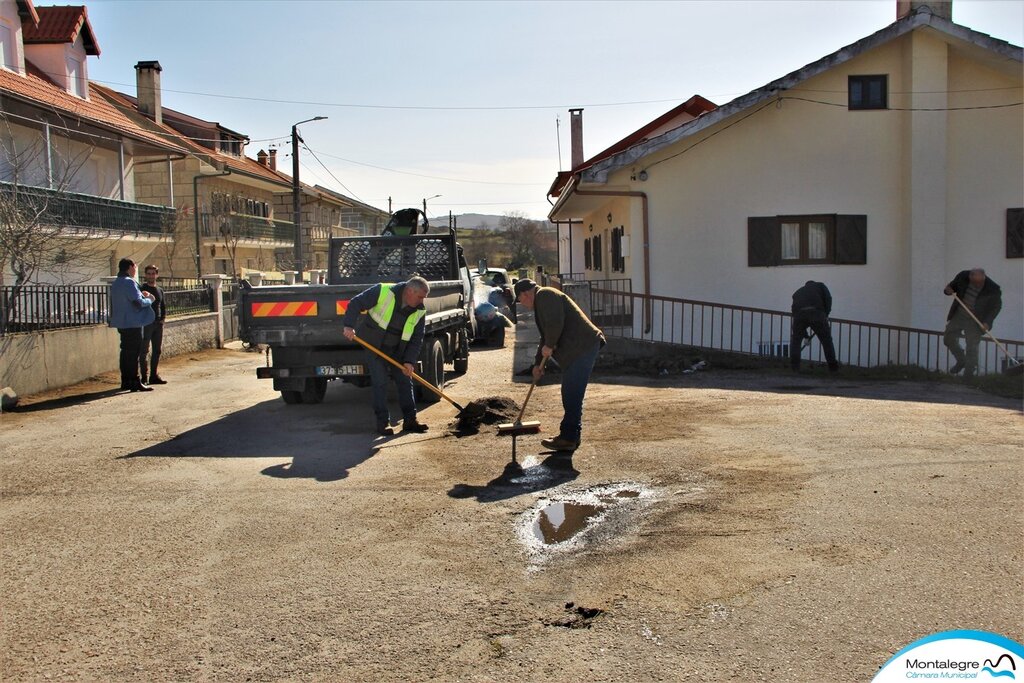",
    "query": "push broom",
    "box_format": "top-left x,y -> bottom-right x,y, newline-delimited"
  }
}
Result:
498,355 -> 548,436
